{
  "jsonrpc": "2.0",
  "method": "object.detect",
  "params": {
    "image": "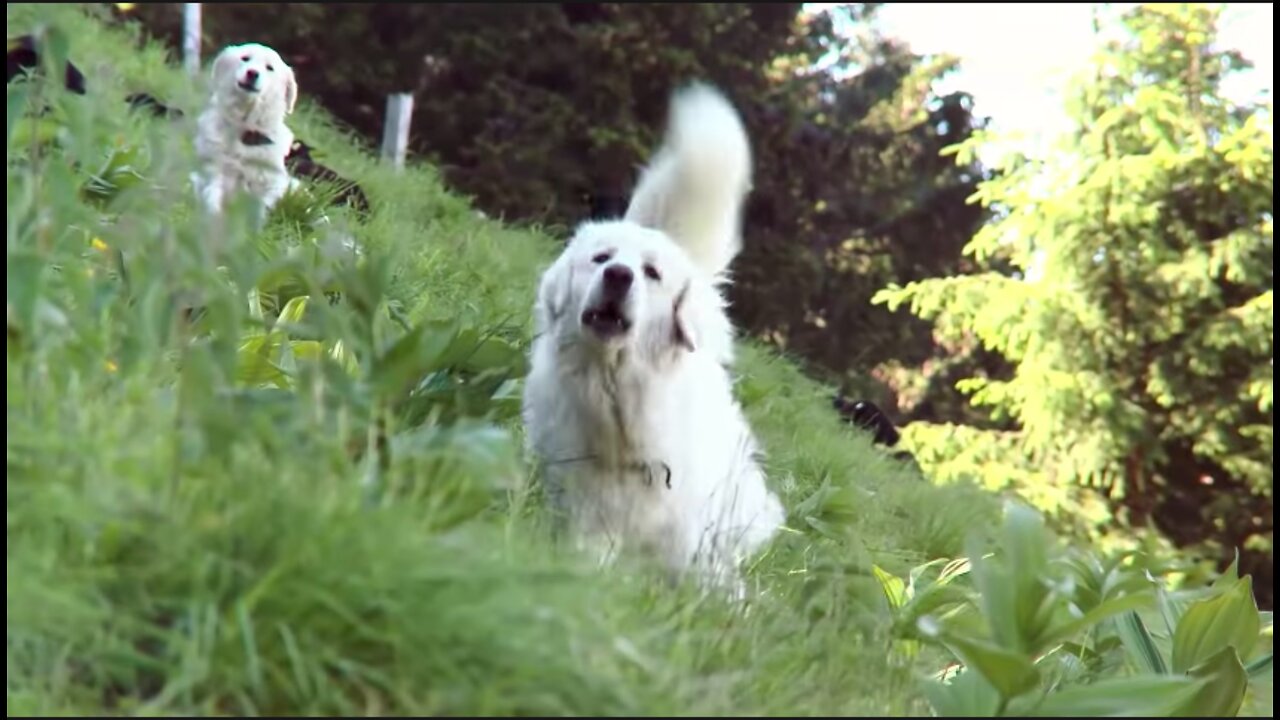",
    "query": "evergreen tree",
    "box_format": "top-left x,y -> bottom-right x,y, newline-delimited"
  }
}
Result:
877,3 -> 1273,604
